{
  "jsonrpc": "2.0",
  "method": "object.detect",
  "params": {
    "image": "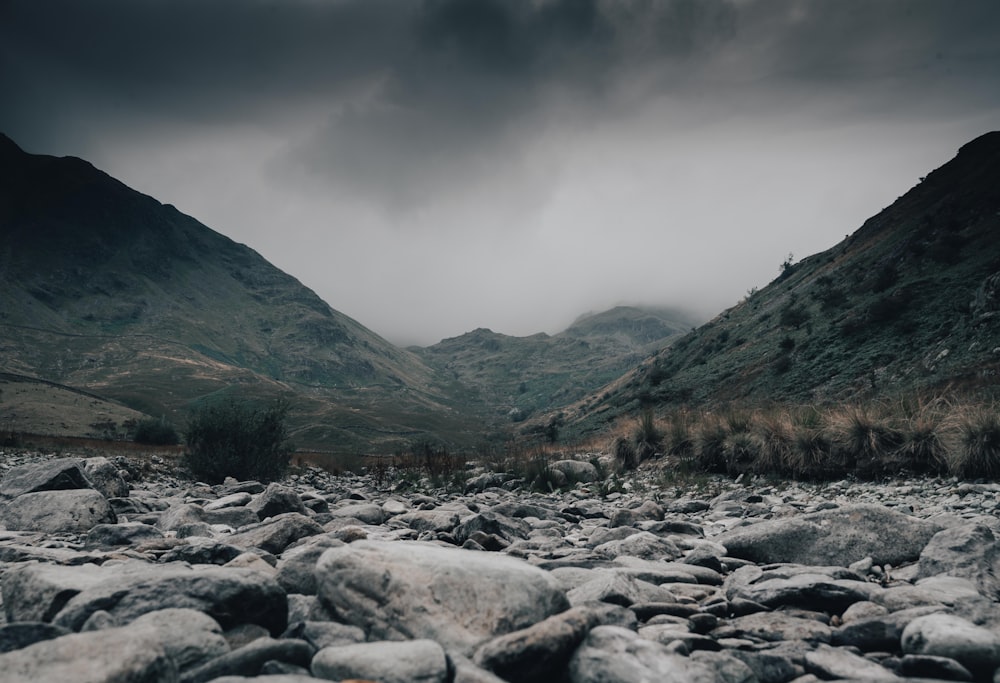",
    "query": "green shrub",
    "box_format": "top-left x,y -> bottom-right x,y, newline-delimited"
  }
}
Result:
133,417 -> 181,445
184,398 -> 292,484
